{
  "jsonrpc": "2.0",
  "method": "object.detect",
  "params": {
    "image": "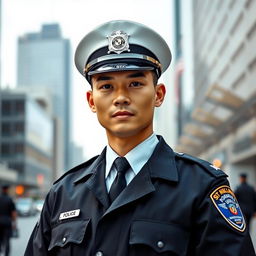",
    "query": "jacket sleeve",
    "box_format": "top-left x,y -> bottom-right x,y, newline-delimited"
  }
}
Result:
24,191 -> 54,256
191,177 -> 255,256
